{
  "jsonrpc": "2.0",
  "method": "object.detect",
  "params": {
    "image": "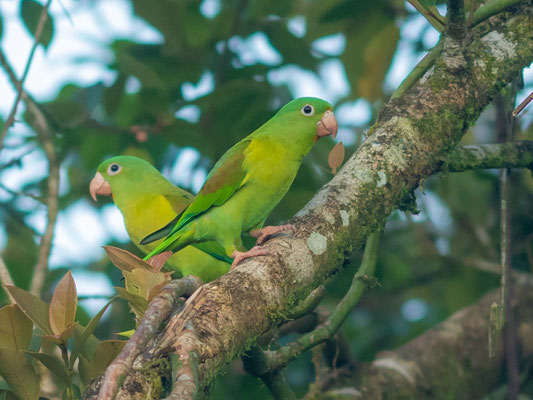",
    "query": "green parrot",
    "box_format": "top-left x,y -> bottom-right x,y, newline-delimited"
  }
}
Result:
89,156 -> 230,282
143,97 -> 338,268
